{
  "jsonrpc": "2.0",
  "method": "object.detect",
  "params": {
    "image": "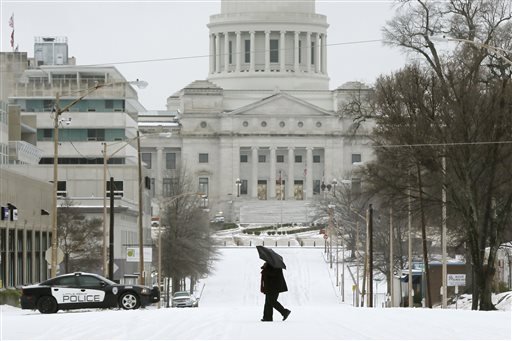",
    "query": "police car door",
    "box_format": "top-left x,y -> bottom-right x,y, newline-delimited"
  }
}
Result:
75,275 -> 108,308
50,275 -> 85,309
